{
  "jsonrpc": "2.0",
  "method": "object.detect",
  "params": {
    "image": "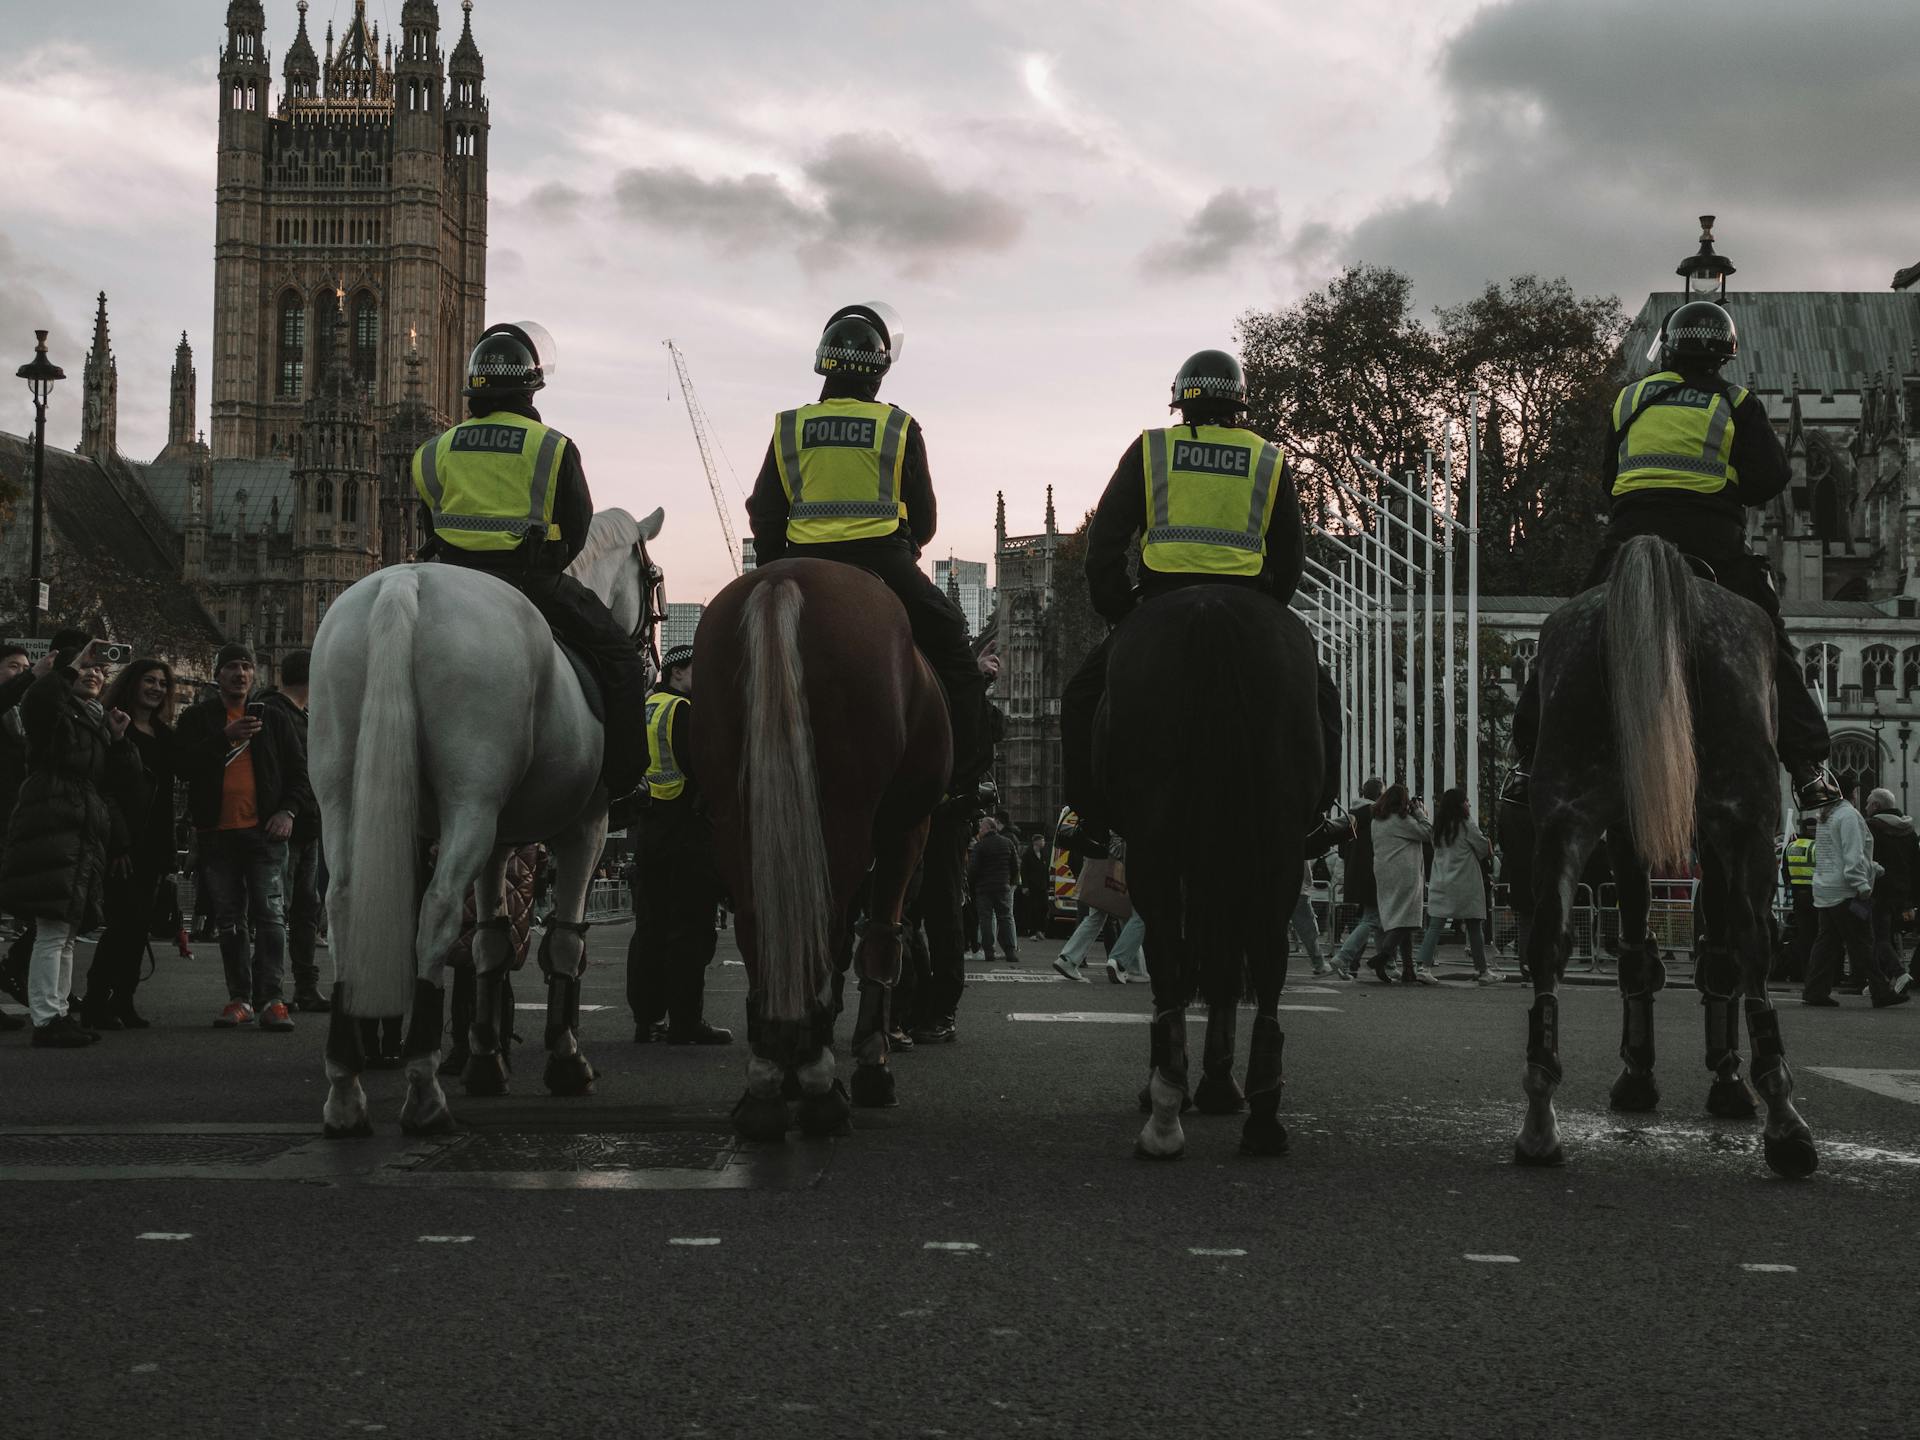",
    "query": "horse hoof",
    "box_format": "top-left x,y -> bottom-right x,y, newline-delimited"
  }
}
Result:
1133,1138 -> 1184,1161
796,1078 -> 853,1138
1763,1130 -> 1818,1179
1608,1071 -> 1660,1113
1238,1114 -> 1289,1156
322,1117 -> 373,1140
543,1052 -> 596,1097
1707,1076 -> 1760,1120
731,1092 -> 790,1142
1194,1074 -> 1247,1115
462,1052 -> 510,1097
1512,1140 -> 1566,1168
400,1106 -> 454,1137
849,1064 -> 897,1109
1137,1083 -> 1194,1115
